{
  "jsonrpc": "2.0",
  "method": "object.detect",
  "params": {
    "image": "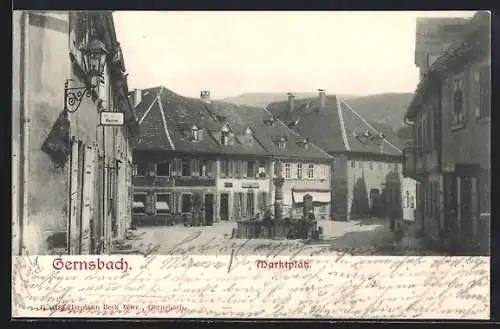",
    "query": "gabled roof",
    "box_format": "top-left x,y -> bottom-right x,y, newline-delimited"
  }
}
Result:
267,95 -> 403,157
208,101 -> 334,161
133,87 -> 270,157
